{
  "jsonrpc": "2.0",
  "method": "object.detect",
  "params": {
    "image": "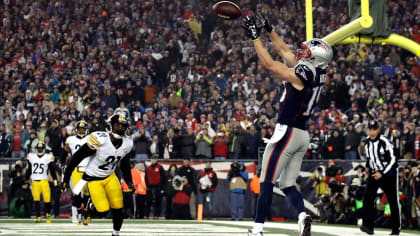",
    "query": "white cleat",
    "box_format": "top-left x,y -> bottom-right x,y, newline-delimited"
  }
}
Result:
247,229 -> 263,236
298,214 -> 312,236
